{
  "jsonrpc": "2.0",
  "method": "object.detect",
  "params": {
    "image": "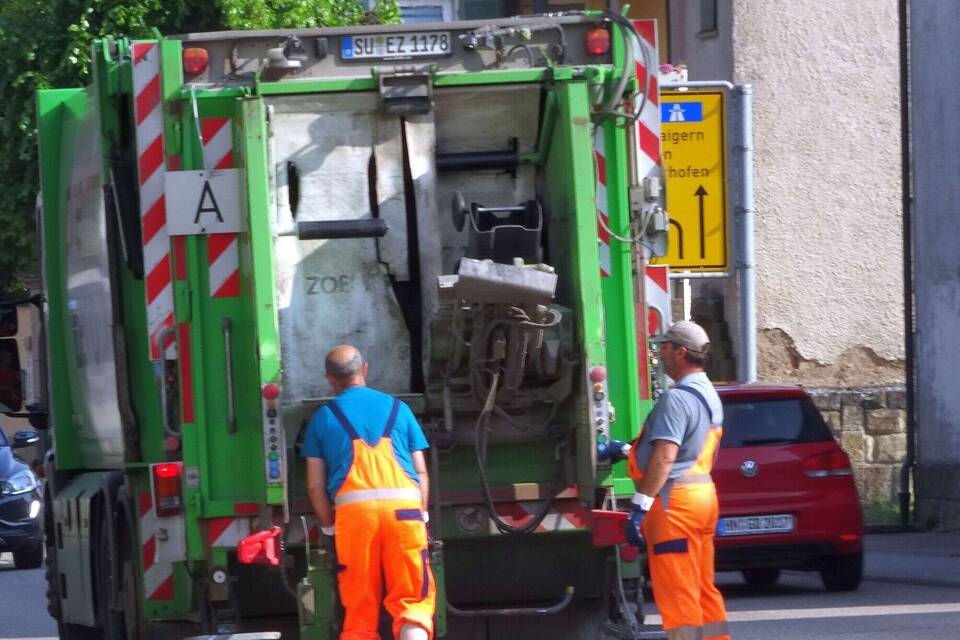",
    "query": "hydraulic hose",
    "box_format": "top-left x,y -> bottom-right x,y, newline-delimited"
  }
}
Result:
600,9 -> 651,122
473,371 -> 560,535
